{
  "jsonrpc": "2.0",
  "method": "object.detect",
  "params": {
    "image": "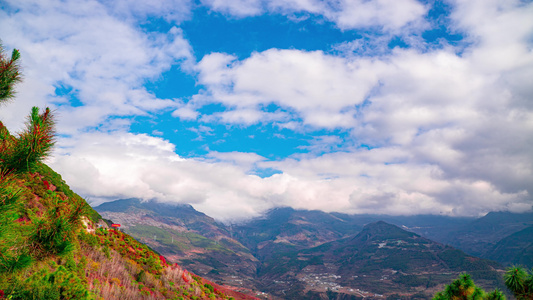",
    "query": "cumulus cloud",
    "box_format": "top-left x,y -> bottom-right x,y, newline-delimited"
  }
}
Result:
184,0 -> 533,218
201,0 -> 263,17
0,0 -> 193,134
272,0 -> 428,31
102,0 -> 193,23
2,0 -> 532,221
194,49 -> 382,128
49,131 -> 275,221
